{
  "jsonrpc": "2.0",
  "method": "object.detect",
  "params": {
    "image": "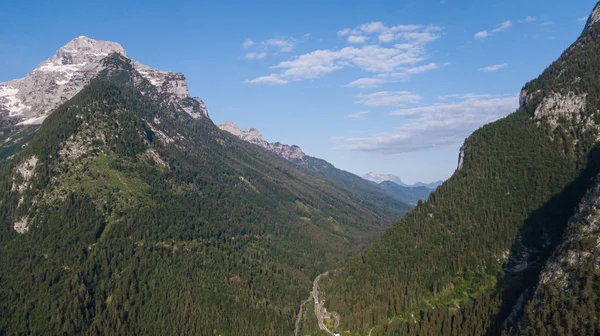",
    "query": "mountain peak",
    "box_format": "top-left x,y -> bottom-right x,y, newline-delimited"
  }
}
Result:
218,121 -> 306,163
0,36 -> 208,125
218,121 -> 264,144
362,172 -> 406,186
584,2 -> 600,32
